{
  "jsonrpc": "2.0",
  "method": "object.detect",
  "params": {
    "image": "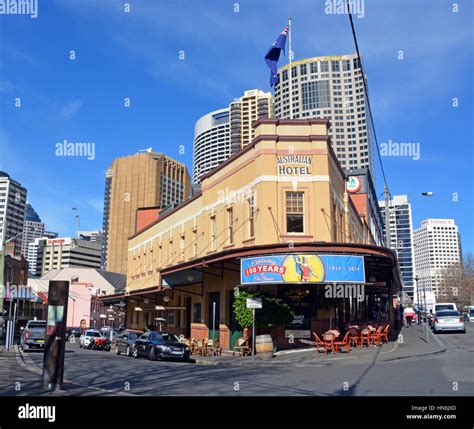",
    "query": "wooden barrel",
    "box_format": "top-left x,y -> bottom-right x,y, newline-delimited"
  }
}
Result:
255,334 -> 273,354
